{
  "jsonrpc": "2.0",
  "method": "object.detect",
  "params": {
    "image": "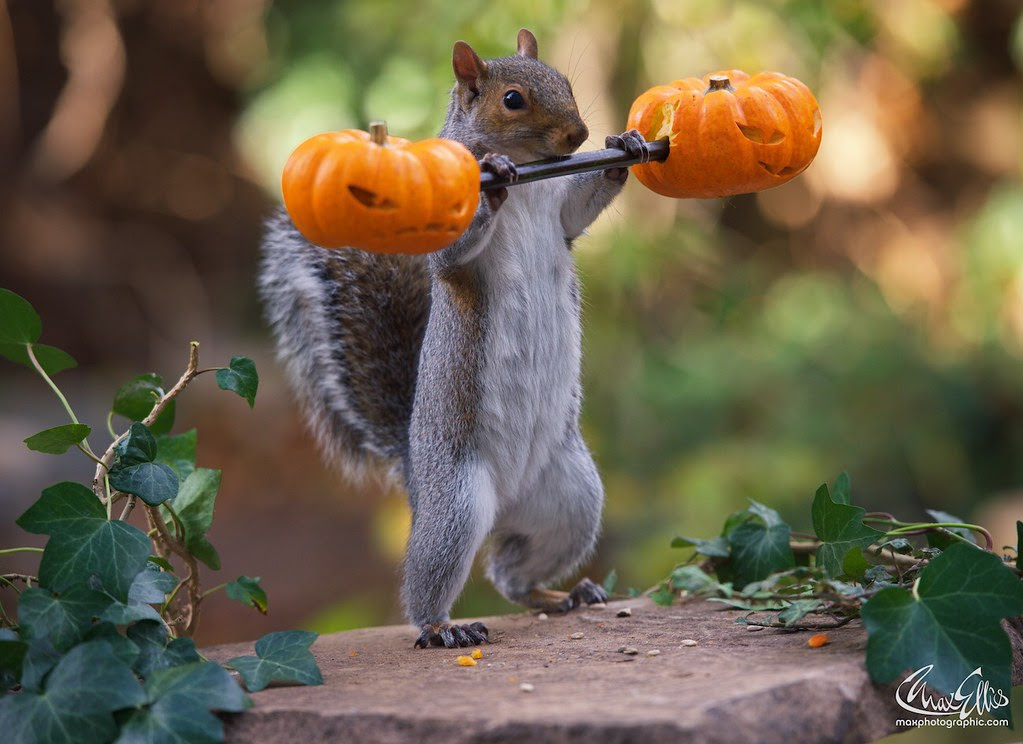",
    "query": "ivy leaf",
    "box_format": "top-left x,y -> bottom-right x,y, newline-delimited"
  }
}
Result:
18,482 -> 151,601
19,639 -> 62,693
0,640 -> 145,744
226,576 -> 267,614
670,535 -> 730,558
0,288 -> 41,345
776,598 -> 823,627
126,621 -> 200,678
726,500 -> 794,588
831,471 -> 852,505
101,566 -> 178,625
649,583 -> 675,606
109,423 -> 179,506
112,373 -> 175,436
811,483 -> 884,577
115,661 -> 251,743
601,568 -> 618,595
82,623 -> 142,671
0,290 -> 76,374
228,630 -> 322,692
669,565 -> 719,593
861,543 -> 1023,721
17,585 -> 111,652
924,509 -> 975,550
17,481 -> 104,533
155,429 -> 197,482
24,424 -> 92,455
216,356 -> 258,408
167,468 -> 222,570
0,633 -> 27,692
